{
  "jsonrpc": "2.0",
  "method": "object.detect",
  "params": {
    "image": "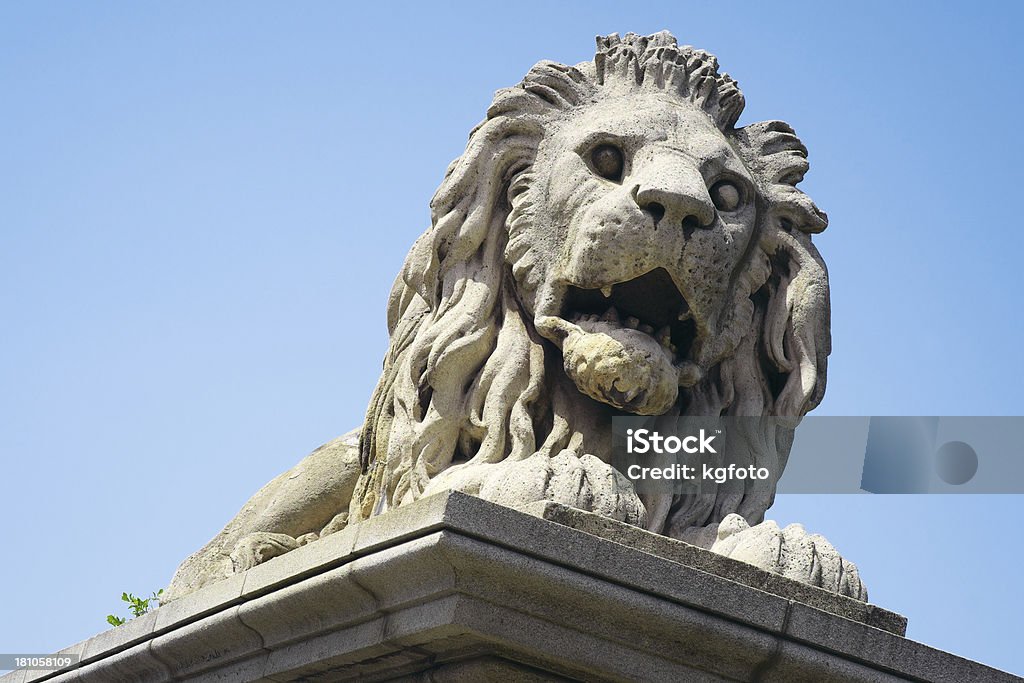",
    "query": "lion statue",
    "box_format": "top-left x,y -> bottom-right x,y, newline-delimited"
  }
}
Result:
166,31 -> 866,603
